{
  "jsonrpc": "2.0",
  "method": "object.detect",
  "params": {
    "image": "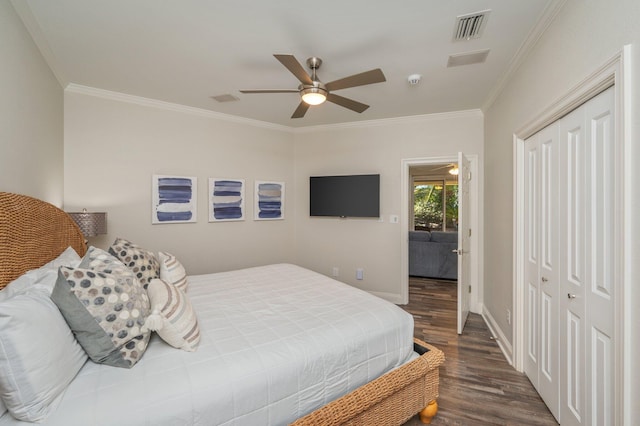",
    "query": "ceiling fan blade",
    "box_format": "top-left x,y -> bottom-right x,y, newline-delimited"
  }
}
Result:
432,164 -> 454,171
326,93 -> 369,113
274,54 -> 313,85
291,102 -> 310,119
239,89 -> 299,94
325,68 -> 386,91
